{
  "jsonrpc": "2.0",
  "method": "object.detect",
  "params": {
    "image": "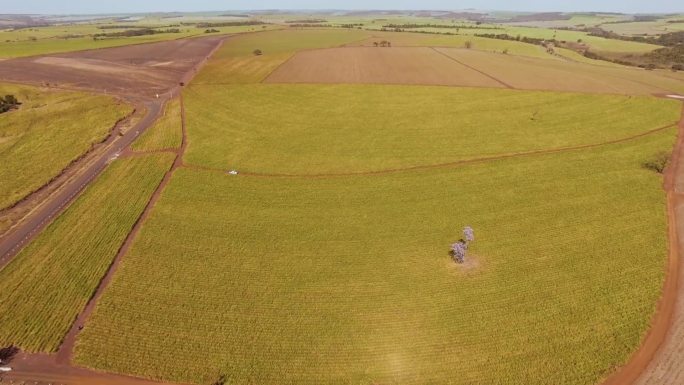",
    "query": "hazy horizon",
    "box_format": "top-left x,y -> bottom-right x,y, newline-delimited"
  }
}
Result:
3,1 -> 683,16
